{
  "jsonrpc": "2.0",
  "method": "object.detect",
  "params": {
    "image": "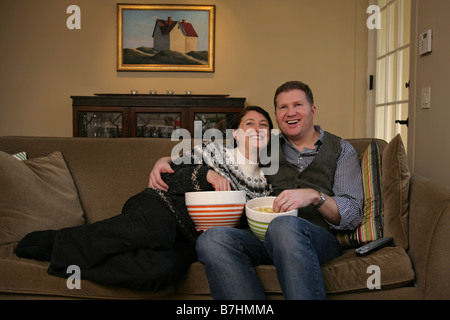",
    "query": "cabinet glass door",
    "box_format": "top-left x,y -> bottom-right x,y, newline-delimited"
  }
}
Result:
193,112 -> 237,135
78,112 -> 123,138
135,112 -> 182,138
